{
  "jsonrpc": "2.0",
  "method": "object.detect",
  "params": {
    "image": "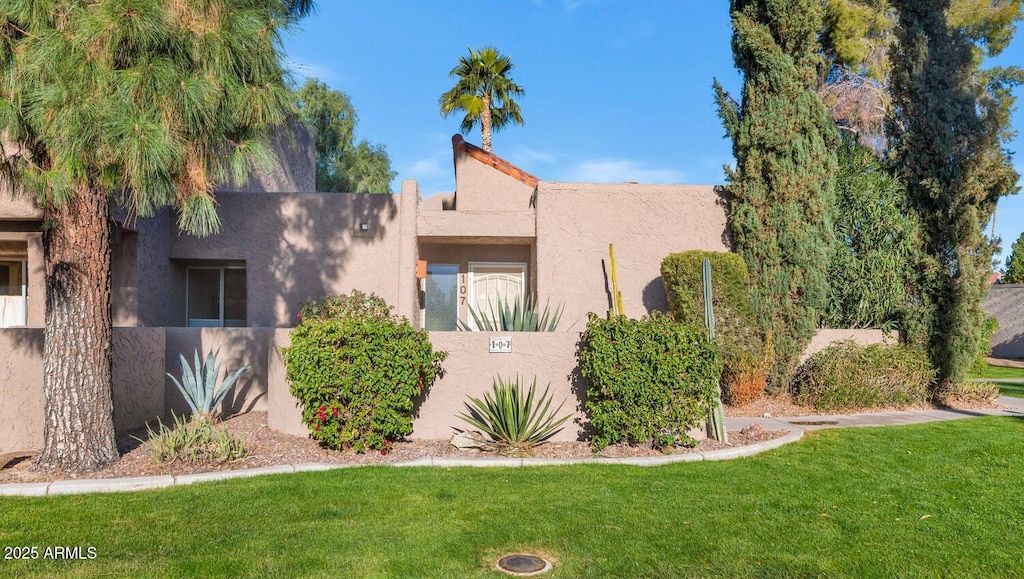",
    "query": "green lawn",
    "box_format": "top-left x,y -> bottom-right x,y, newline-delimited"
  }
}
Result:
968,362 -> 1024,380
995,381 -> 1024,398
2,417 -> 1024,577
